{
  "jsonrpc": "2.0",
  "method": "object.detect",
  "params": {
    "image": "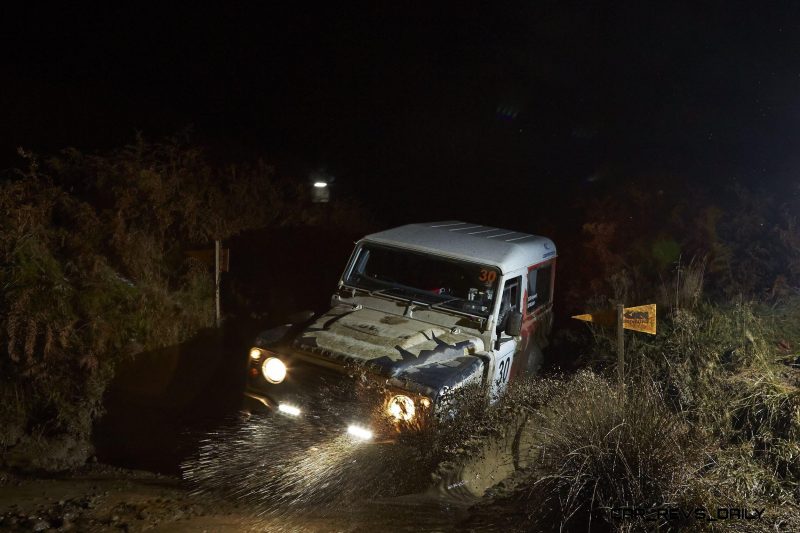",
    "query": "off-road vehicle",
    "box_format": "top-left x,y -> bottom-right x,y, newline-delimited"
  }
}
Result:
244,221 -> 556,440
